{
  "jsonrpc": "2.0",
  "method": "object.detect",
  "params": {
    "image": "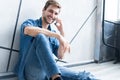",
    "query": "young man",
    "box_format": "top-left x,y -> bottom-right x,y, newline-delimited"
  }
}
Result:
15,0 -> 97,80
